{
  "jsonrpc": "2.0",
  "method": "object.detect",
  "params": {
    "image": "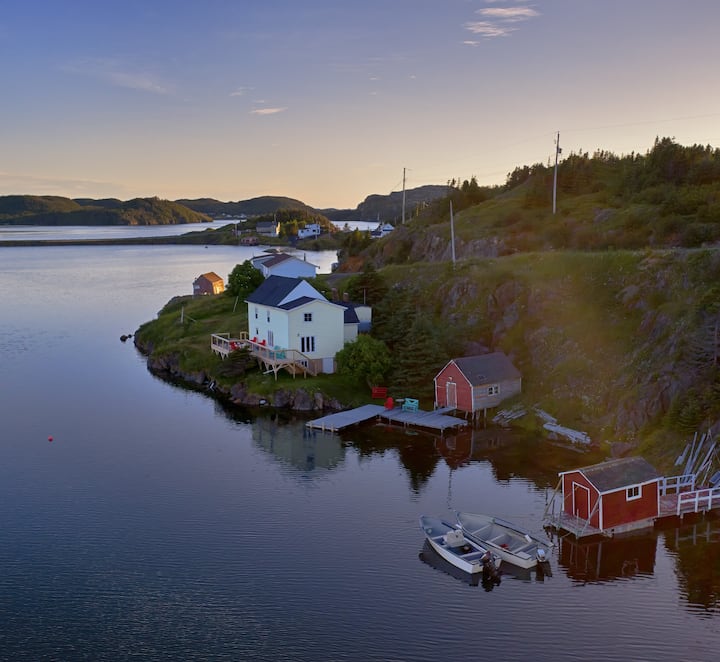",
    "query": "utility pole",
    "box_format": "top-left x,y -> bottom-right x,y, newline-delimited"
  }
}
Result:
450,200 -> 456,267
552,132 -> 561,215
401,167 -> 406,225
